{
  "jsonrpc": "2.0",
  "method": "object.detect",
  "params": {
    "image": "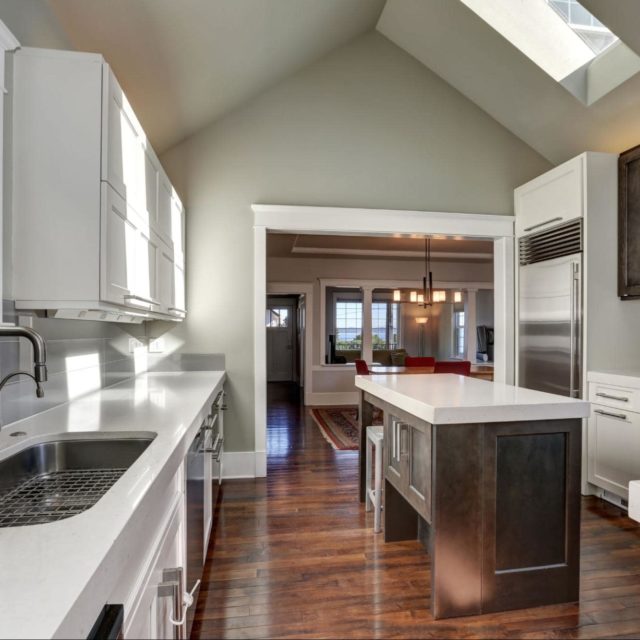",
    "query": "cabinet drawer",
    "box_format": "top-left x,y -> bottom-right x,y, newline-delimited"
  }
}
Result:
589,383 -> 639,413
588,404 -> 640,500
